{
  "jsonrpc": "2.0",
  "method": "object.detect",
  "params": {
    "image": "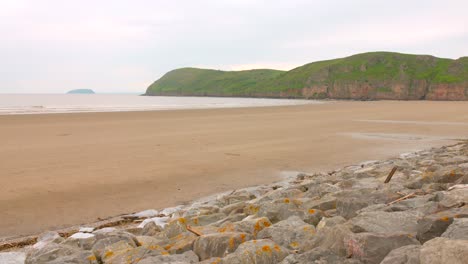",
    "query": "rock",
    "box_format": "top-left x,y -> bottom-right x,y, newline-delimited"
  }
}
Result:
301,223 -> 353,255
421,166 -> 465,183
316,216 -> 346,231
142,221 -> 162,236
0,252 -> 26,264
280,248 -> 361,264
257,216 -> 315,251
193,232 -> 252,260
380,245 -> 421,264
131,209 -> 160,218
220,202 -> 246,215
33,231 -> 64,250
98,240 -> 134,263
220,239 -> 289,264
300,196 -> 337,211
62,232 -> 96,250
91,235 -> 137,261
104,246 -> 167,264
441,218 -> 468,240
138,216 -> 171,229
26,243 -> 97,264
230,217 -> 272,237
416,207 -> 468,243
138,250 -> 199,264
210,213 -> 247,227
137,235 -> 166,247
419,237 -> 468,264
349,211 -> 421,235
335,189 -> 400,219
303,183 -> 341,198
79,227 -> 94,233
162,232 -> 198,254
190,213 -> 227,226
344,232 -> 420,264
